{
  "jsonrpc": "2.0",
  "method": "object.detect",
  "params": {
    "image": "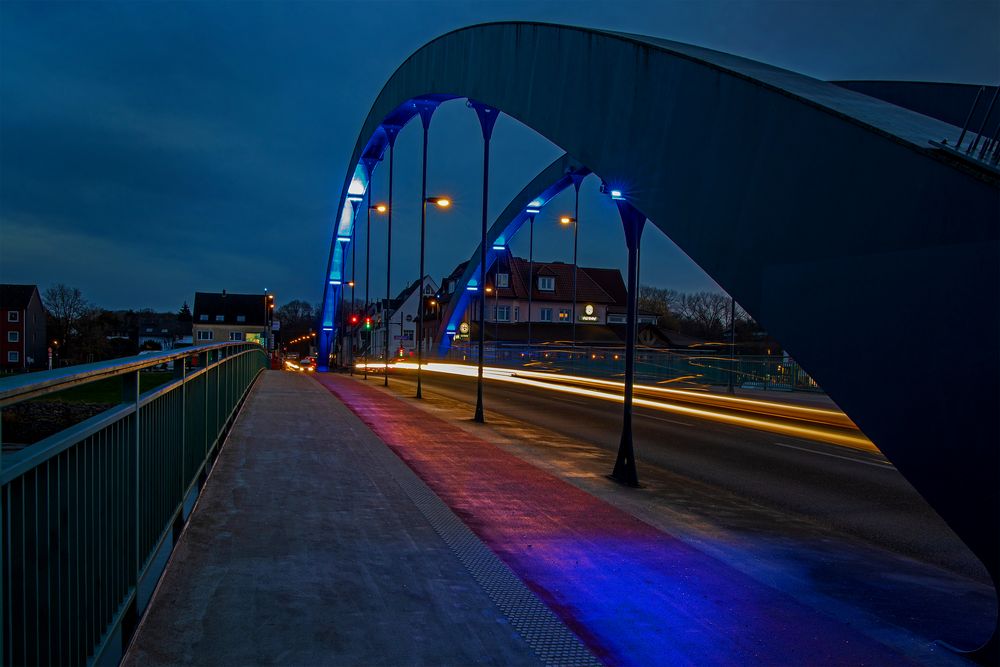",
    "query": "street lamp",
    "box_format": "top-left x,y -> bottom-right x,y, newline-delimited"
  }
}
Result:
417,194 -> 452,399
559,214 -> 579,366
524,202 -> 541,356
366,201 -> 388,380
383,124 -> 402,388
